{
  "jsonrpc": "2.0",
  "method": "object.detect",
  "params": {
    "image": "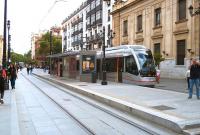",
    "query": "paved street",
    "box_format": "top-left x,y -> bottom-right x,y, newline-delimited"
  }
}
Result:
155,78 -> 188,93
